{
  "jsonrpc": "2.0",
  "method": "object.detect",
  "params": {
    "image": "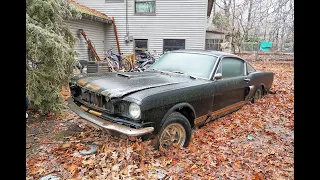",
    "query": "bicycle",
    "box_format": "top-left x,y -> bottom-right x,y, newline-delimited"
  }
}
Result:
103,55 -> 119,72
104,47 -> 133,72
134,50 -> 157,72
